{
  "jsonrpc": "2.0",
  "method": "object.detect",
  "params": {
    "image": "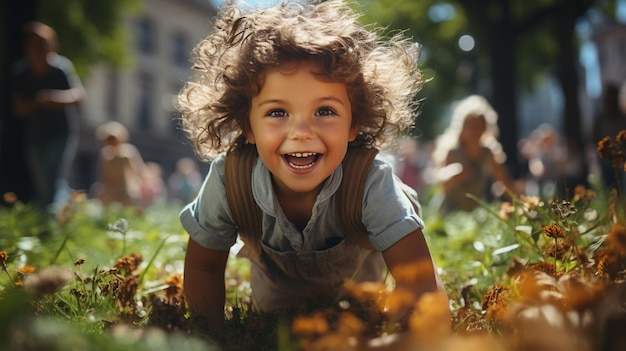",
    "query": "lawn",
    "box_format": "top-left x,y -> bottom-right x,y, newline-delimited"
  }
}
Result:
1,166 -> 625,350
